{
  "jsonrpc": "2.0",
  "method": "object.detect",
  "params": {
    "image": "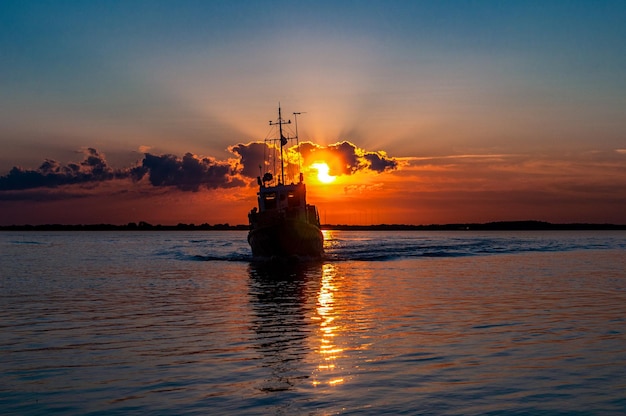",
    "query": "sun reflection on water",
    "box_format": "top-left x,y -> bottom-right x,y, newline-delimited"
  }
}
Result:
312,263 -> 345,387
